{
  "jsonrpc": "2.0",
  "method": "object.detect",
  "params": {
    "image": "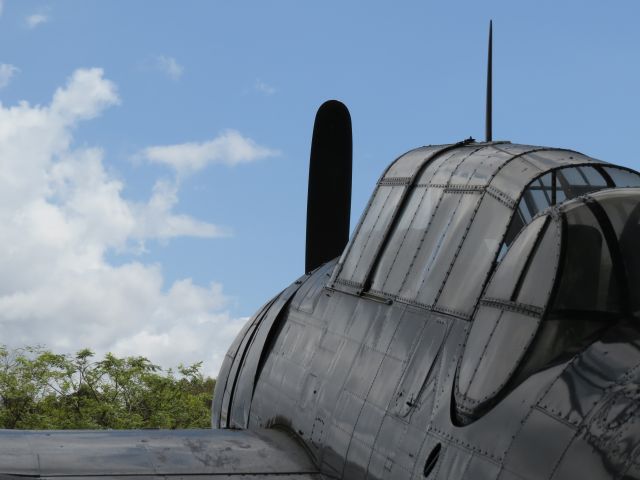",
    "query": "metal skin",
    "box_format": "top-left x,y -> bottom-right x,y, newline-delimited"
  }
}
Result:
213,140 -> 640,479
0,429 -> 322,478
